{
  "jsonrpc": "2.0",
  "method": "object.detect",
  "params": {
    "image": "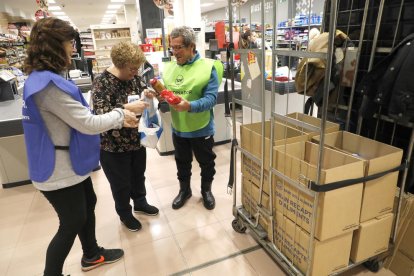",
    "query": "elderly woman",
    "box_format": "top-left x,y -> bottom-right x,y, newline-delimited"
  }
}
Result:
92,41 -> 159,232
22,18 -> 142,275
